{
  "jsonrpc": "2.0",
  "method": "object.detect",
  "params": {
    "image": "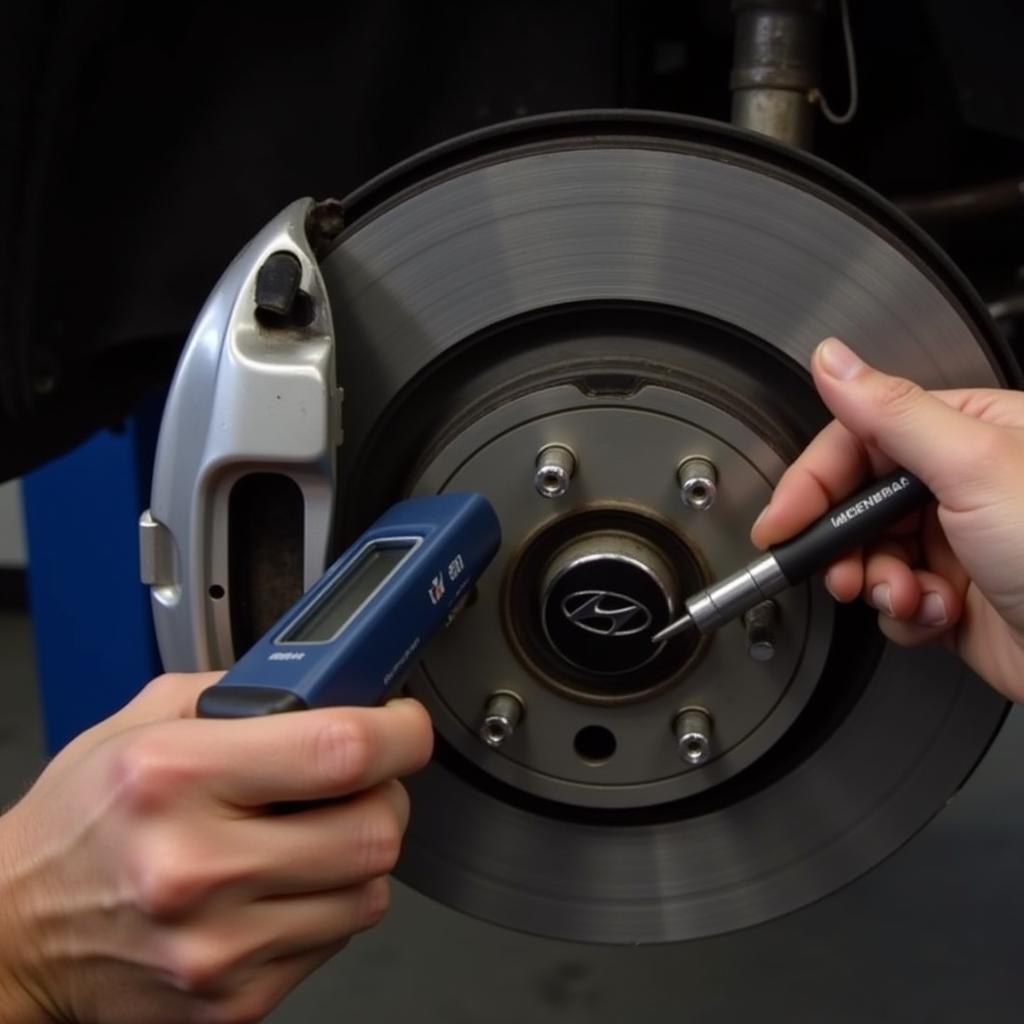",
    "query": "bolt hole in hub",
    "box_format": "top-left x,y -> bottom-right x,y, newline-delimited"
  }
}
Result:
574,725 -> 617,764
